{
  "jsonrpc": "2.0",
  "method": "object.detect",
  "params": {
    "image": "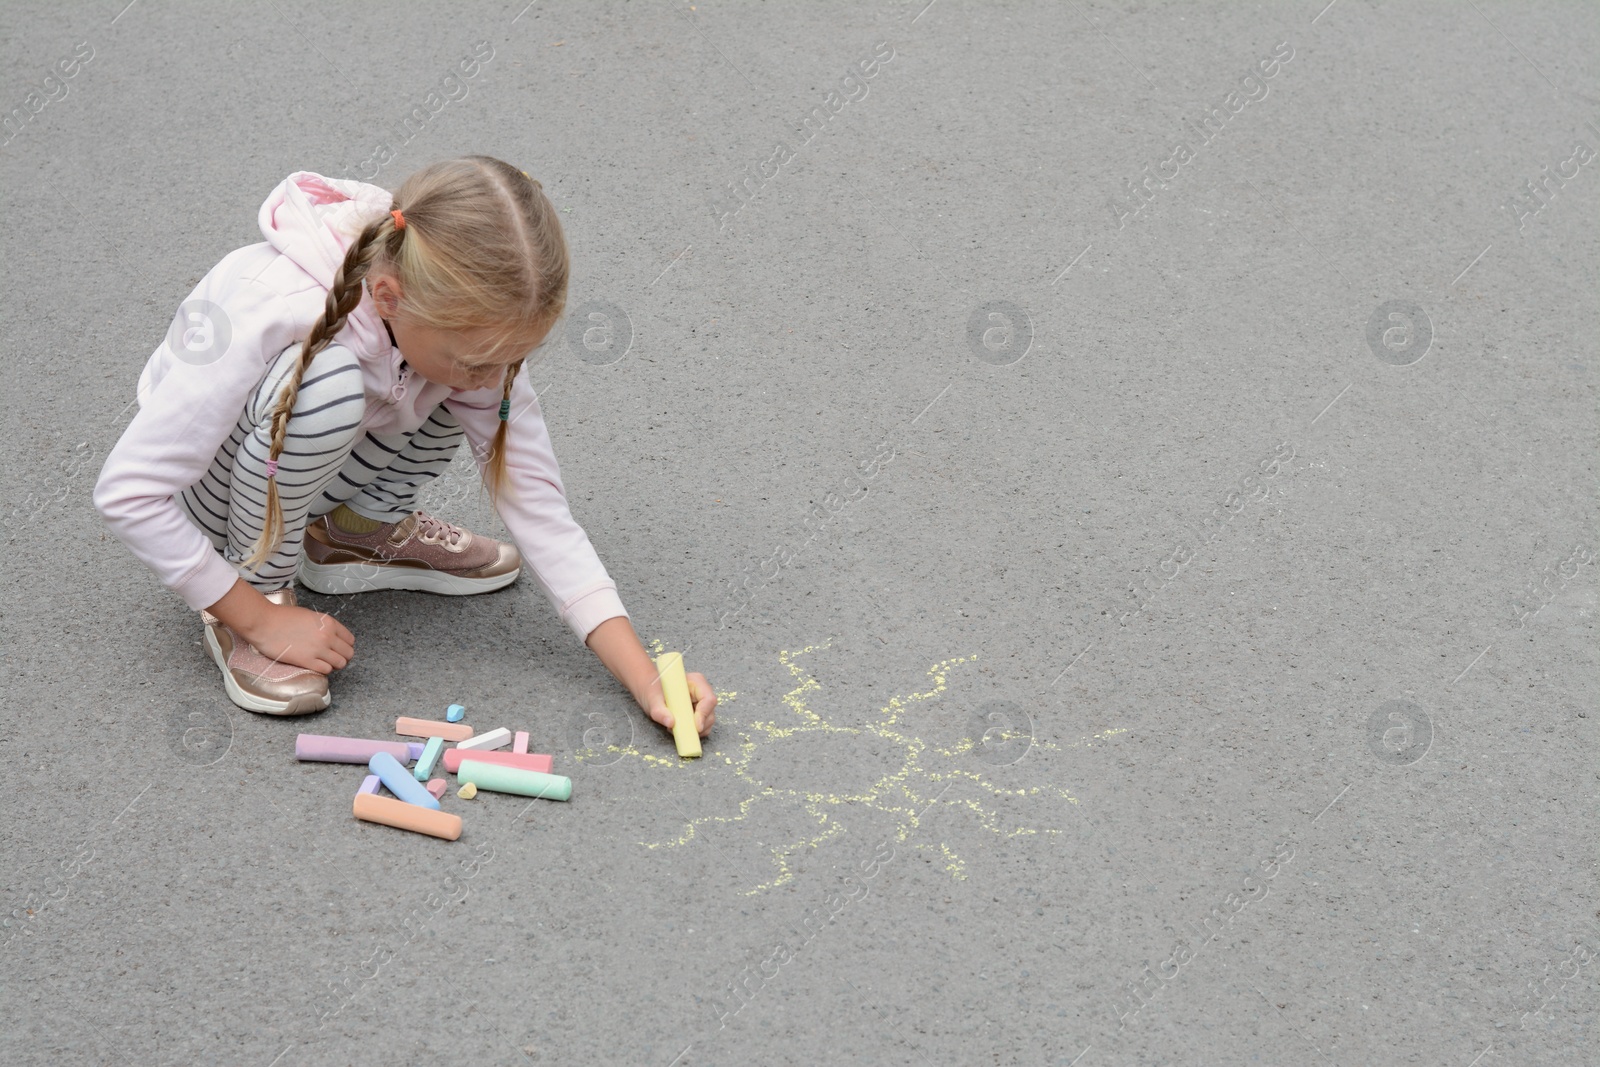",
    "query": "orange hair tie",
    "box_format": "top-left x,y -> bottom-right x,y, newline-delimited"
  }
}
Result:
391,208 -> 406,231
